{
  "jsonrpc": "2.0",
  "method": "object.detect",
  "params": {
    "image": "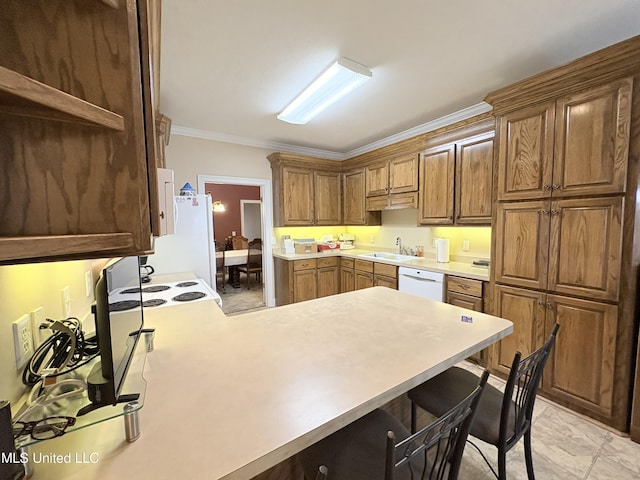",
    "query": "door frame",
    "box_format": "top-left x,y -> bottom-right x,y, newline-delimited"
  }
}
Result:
197,175 -> 275,307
